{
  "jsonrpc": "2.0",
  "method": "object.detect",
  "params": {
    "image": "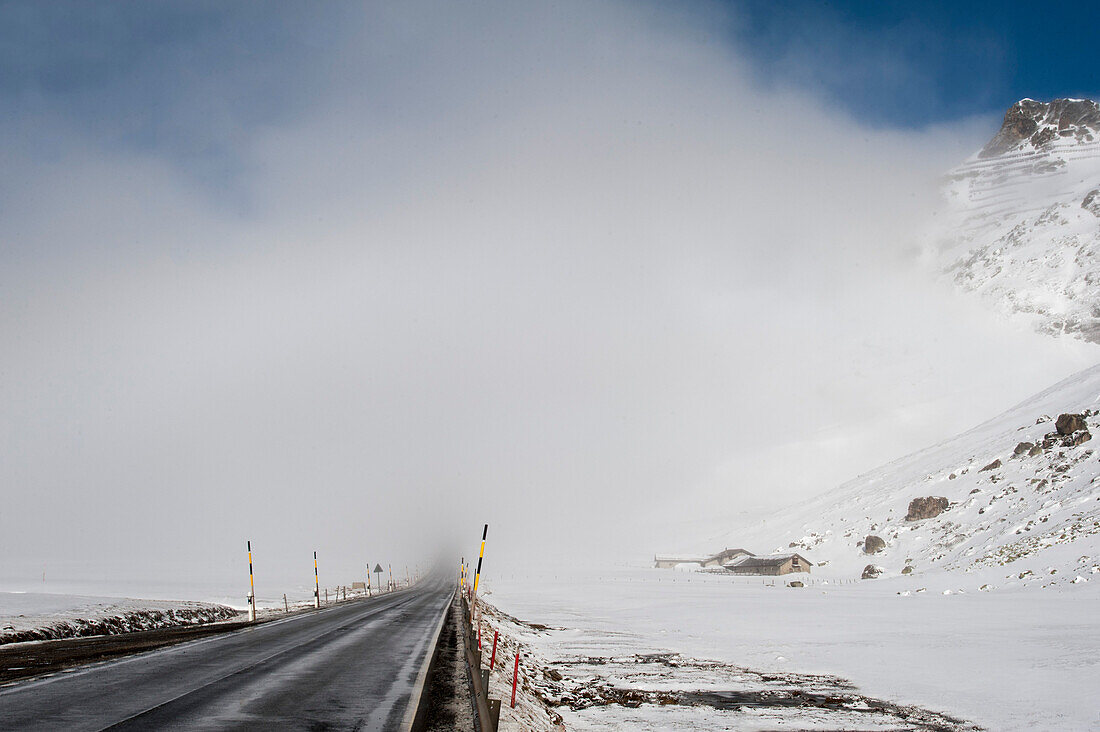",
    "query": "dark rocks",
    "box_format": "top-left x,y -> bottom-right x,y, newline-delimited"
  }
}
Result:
861,564 -> 884,580
1013,442 -> 1034,456
980,459 -> 1002,472
1083,189 -> 1100,217
948,473 -> 957,480
863,535 -> 886,554
1056,413 -> 1087,435
787,581 -> 804,588
979,99 -> 1100,158
901,565 -> 913,575
969,488 -> 981,494
1064,430 -> 1092,447
1028,444 -> 1044,457
906,496 -> 949,521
